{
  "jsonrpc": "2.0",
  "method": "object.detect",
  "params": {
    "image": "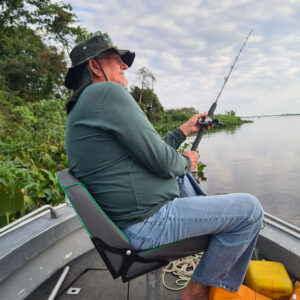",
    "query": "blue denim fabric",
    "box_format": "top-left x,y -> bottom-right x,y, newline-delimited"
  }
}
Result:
123,174 -> 264,292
